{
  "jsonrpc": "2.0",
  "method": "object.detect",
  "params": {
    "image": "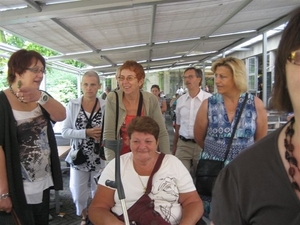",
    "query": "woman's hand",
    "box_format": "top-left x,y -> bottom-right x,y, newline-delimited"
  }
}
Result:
0,196 -> 12,213
17,86 -> 40,103
86,127 -> 102,141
